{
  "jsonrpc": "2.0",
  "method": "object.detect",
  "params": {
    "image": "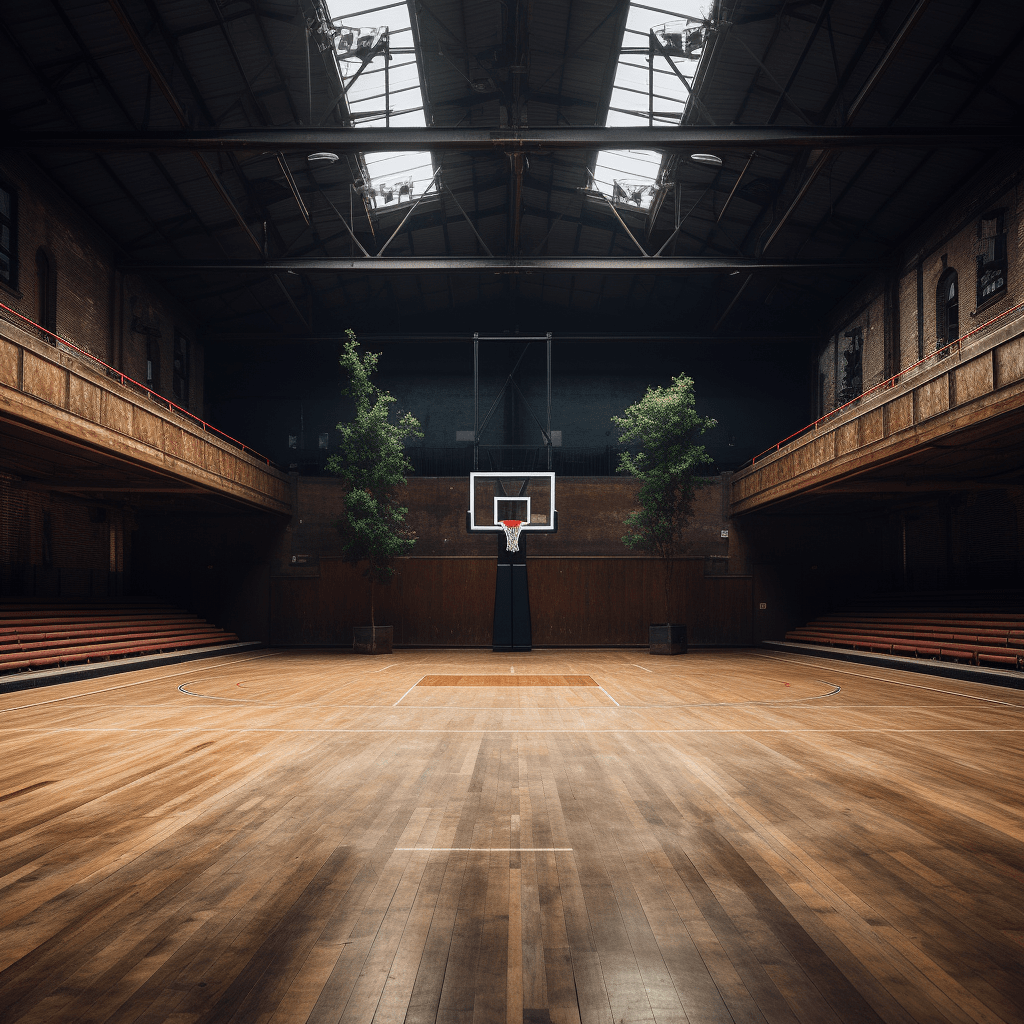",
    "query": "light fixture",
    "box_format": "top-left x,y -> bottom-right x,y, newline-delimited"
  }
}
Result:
384,190 -> 395,203
690,153 -> 723,167
307,152 -> 339,165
